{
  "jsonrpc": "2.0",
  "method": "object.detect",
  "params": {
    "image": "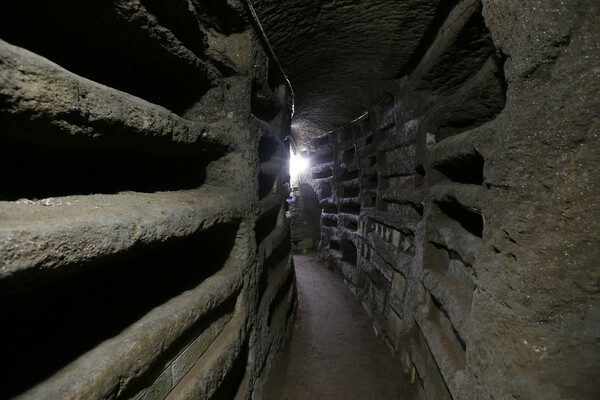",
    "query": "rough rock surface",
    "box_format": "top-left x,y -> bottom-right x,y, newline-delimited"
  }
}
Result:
0,1 -> 295,400
305,0 -> 599,399
0,0 -> 598,399
253,0 -> 452,142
